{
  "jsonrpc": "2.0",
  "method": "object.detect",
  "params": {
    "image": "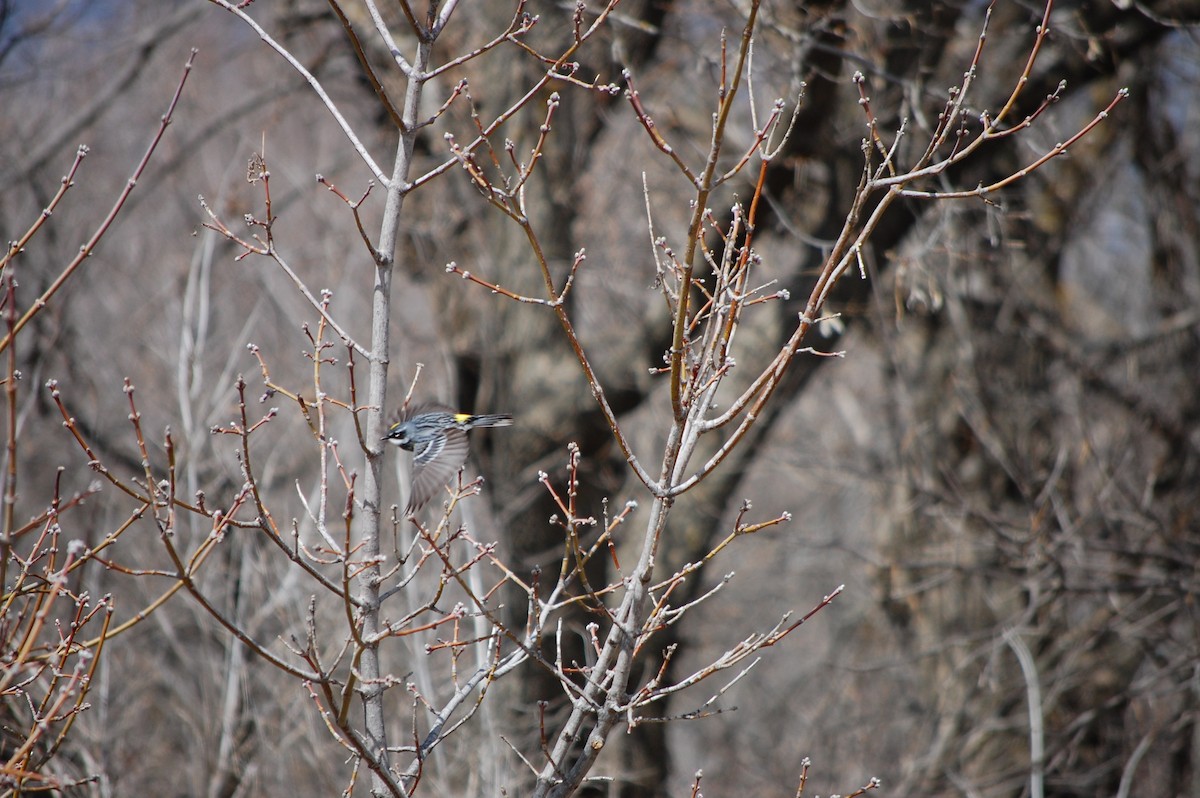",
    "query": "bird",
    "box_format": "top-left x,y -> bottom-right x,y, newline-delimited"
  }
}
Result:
383,402 -> 513,515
